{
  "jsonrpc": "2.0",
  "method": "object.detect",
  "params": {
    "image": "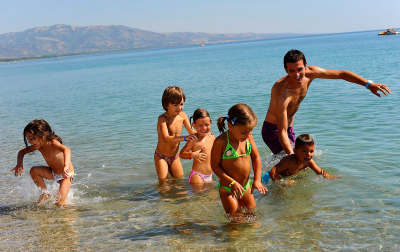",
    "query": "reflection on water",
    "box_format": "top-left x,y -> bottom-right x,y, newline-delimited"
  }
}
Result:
1,206 -> 80,251
1,167 -> 400,250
